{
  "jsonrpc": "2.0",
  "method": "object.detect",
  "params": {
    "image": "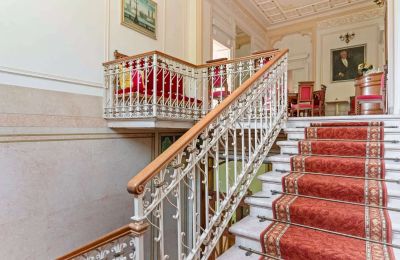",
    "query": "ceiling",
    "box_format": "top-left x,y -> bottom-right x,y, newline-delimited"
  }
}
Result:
248,0 -> 375,27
